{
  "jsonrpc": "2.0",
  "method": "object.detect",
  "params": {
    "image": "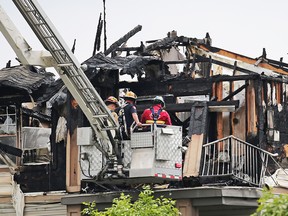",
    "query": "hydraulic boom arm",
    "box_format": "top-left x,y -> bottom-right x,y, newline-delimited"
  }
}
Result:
0,0 -> 118,158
